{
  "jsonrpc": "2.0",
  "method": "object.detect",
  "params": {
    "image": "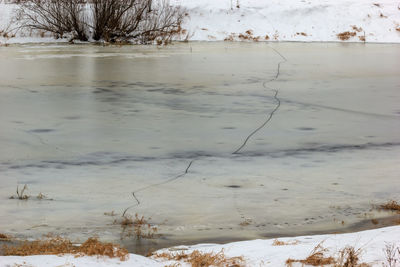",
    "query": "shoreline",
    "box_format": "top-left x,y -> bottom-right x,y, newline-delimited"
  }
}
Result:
1,225 -> 399,266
